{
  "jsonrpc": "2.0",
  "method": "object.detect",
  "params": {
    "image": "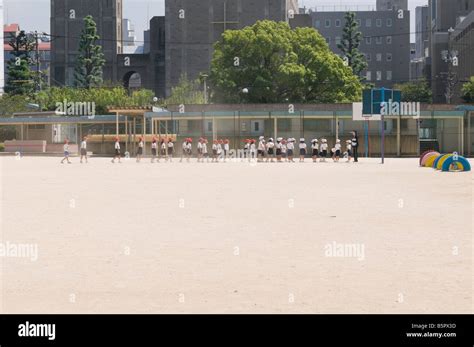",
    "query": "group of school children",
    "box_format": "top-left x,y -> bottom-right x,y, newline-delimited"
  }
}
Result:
61,132 -> 360,164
